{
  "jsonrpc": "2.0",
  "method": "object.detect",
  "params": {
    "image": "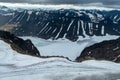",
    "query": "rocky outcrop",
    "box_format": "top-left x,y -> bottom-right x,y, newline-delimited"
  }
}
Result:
0,30 -> 40,57
76,37 -> 120,63
0,30 -> 71,60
